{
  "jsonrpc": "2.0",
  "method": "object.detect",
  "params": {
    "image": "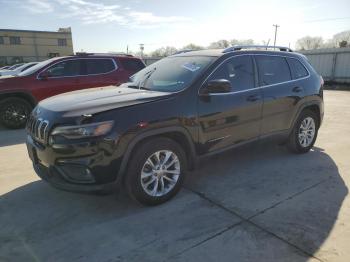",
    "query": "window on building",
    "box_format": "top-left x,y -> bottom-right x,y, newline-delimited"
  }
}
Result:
0,36 -> 4,45
9,36 -> 21,45
82,59 -> 116,75
287,58 -> 309,79
255,56 -> 291,86
58,39 -> 67,46
48,53 -> 60,58
208,55 -> 255,92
